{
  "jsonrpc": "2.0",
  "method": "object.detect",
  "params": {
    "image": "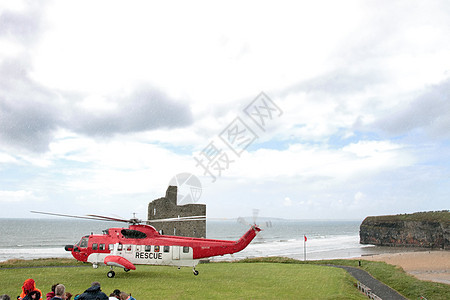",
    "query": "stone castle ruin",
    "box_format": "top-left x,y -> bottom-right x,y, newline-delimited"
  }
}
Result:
147,186 -> 206,238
